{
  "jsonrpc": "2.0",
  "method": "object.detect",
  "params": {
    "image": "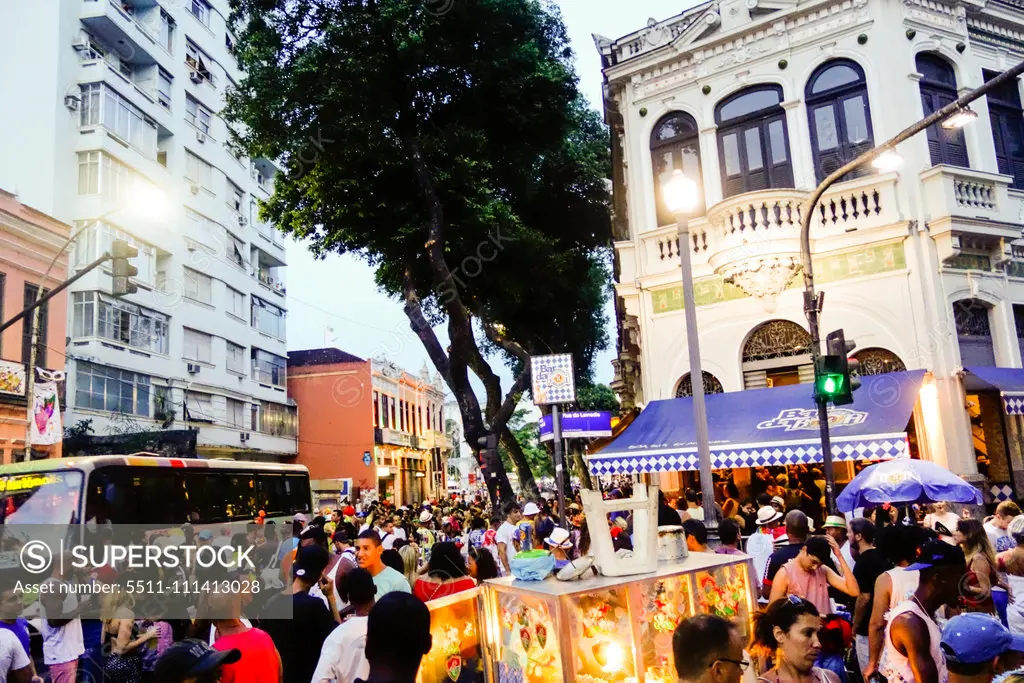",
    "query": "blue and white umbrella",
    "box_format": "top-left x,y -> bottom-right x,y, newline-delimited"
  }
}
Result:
836,458 -> 983,512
